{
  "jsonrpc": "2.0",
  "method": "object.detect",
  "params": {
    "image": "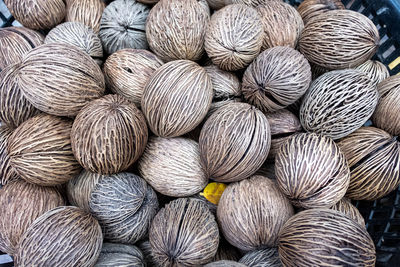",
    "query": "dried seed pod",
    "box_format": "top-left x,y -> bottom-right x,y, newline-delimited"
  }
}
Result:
137,240 -> 158,267
15,206 -> 103,267
372,75 -> 400,136
226,0 -> 283,7
66,0 -> 105,33
8,114 -> 81,186
278,209 -> 375,266
299,10 -> 379,70
300,70 -> 379,140
45,22 -> 103,65
205,4 -> 263,71
239,248 -> 281,267
150,198 -> 219,266
242,46 -> 311,113
200,102 -> 271,182
256,2 -> 303,50
205,261 -> 246,267
275,133 -> 350,209
330,198 -> 365,226
103,49 -> 163,107
355,60 -> 389,87
146,0 -> 209,62
100,0 -> 150,54
17,43 -> 105,117
218,176 -> 294,251
337,127 -> 400,200
89,173 -> 158,244
297,0 -> 345,25
95,243 -> 145,267
71,94 -> 148,174
0,27 -> 44,71
142,60 -> 213,137
0,127 -> 18,185
0,180 -> 65,255
4,0 -> 65,30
